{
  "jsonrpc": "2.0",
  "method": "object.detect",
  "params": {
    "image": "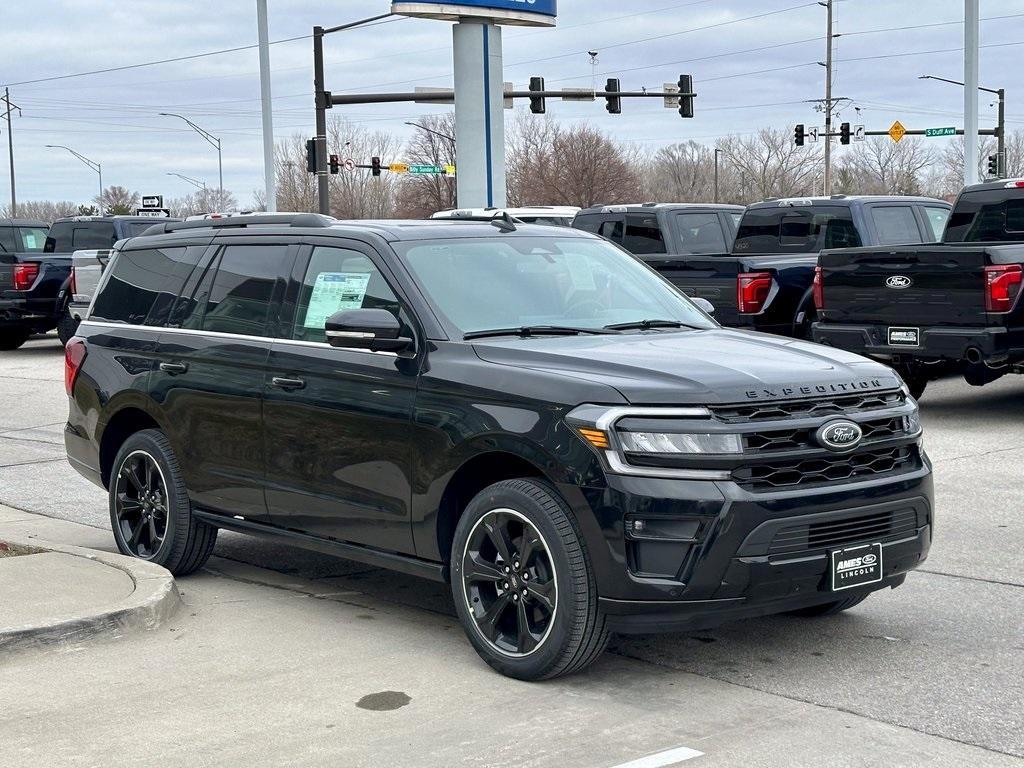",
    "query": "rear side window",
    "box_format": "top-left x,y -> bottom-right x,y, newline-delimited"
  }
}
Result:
0,227 -> 16,253
870,206 -> 923,245
90,247 -> 196,325
72,222 -> 117,249
946,191 -> 1024,242
923,206 -> 950,240
734,207 -> 861,253
199,245 -> 287,337
289,246 -> 403,344
0,226 -> 47,252
622,214 -> 666,254
45,222 -> 75,252
674,212 -> 727,254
